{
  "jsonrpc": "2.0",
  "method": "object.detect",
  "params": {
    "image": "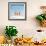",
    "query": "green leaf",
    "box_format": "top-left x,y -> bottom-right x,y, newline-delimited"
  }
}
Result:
5,26 -> 18,39
36,15 -> 44,21
44,15 -> 46,19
